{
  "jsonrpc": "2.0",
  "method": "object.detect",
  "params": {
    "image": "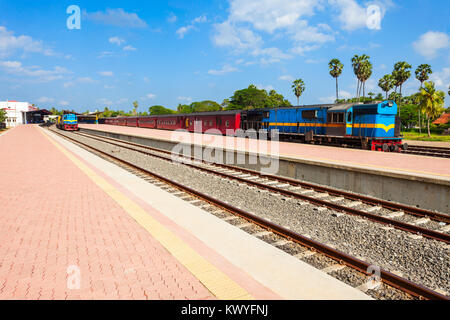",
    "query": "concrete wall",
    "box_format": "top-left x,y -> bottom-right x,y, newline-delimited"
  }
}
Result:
80,127 -> 450,213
